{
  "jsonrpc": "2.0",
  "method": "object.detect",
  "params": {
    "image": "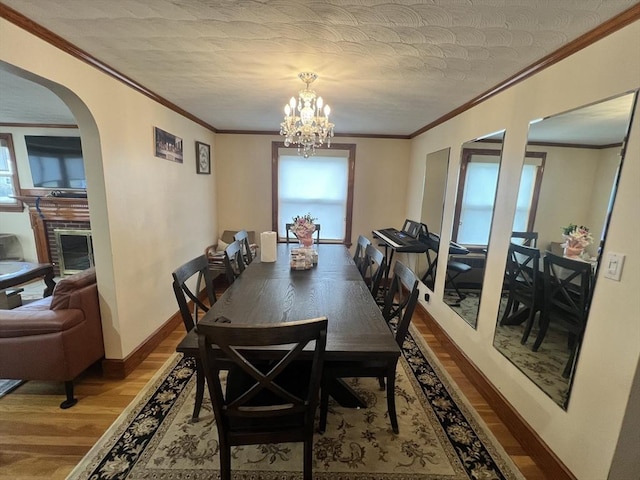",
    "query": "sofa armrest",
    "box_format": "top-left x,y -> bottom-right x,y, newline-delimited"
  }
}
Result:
0,309 -> 84,338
